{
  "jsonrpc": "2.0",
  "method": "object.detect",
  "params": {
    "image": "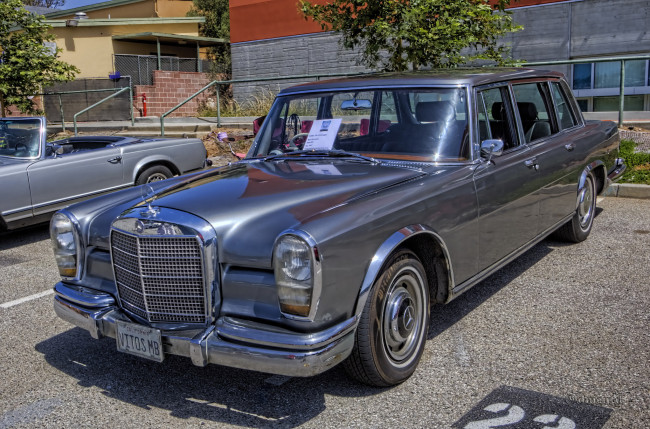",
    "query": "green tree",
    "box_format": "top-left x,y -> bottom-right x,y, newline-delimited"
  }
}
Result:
300,0 -> 522,72
187,0 -> 231,77
0,0 -> 78,116
22,0 -> 66,9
